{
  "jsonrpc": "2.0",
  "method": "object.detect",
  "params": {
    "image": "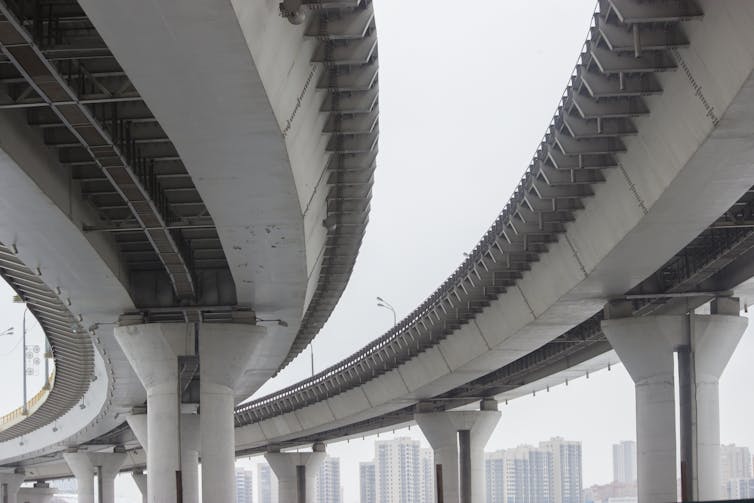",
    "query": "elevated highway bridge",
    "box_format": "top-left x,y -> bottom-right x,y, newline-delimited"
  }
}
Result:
2,1 -> 754,503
